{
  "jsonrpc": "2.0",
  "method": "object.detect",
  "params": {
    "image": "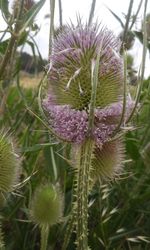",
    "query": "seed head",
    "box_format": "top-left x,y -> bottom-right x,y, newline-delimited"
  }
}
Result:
0,130 -> 20,200
30,184 -> 63,227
